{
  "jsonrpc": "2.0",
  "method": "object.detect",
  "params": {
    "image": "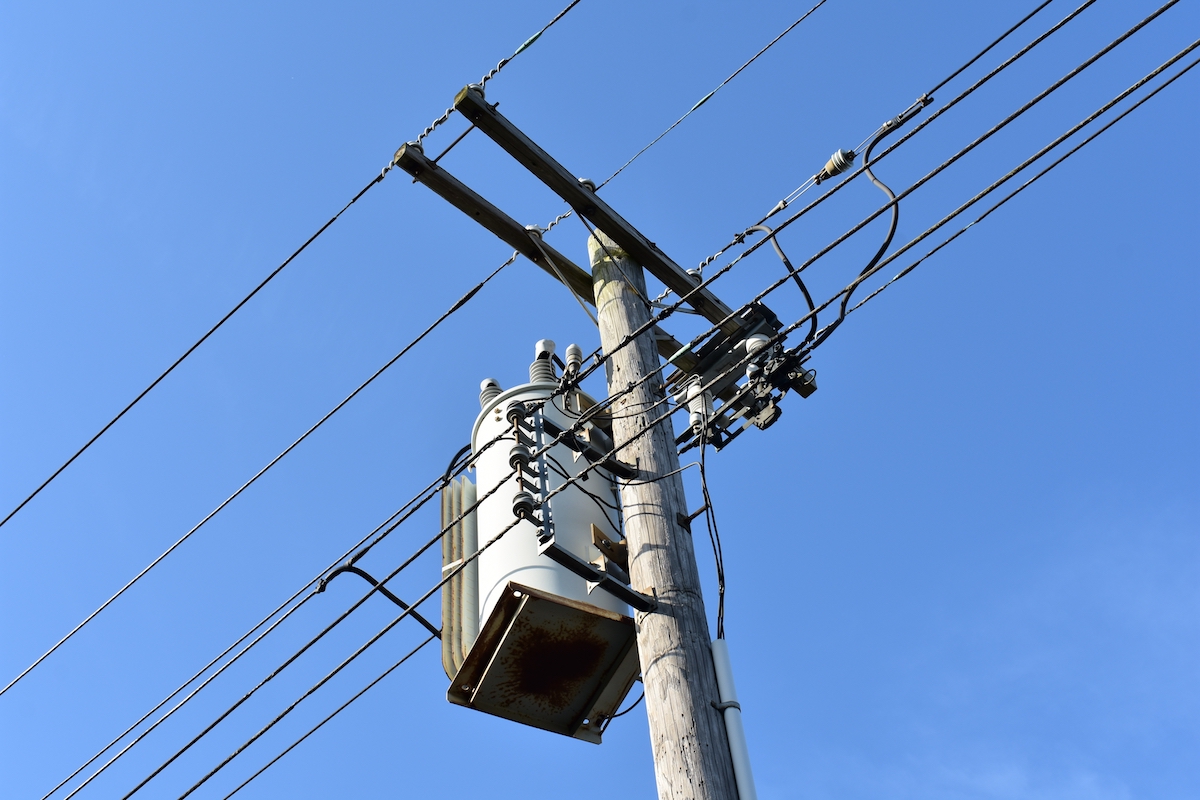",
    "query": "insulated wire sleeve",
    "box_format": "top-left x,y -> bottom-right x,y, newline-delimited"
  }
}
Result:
1,255 -> 515,700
